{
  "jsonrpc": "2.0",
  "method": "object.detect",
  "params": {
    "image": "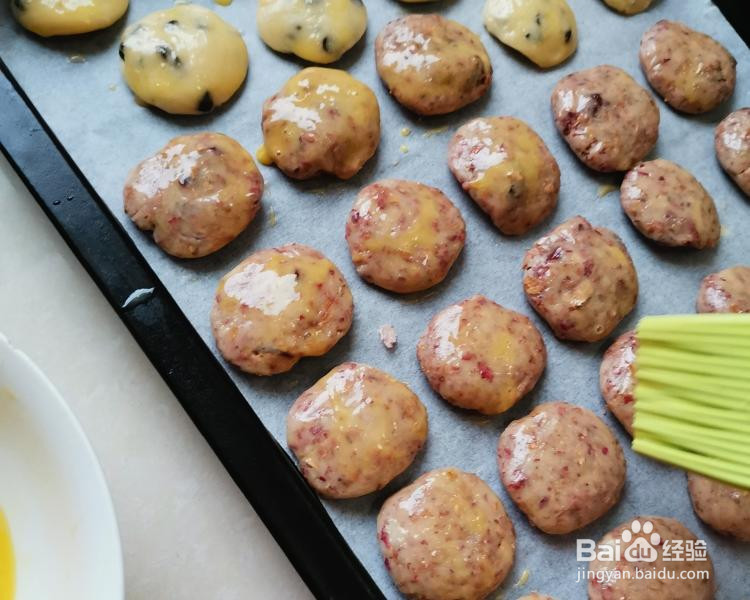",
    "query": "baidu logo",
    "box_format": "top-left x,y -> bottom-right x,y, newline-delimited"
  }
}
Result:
577,519 -> 665,563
